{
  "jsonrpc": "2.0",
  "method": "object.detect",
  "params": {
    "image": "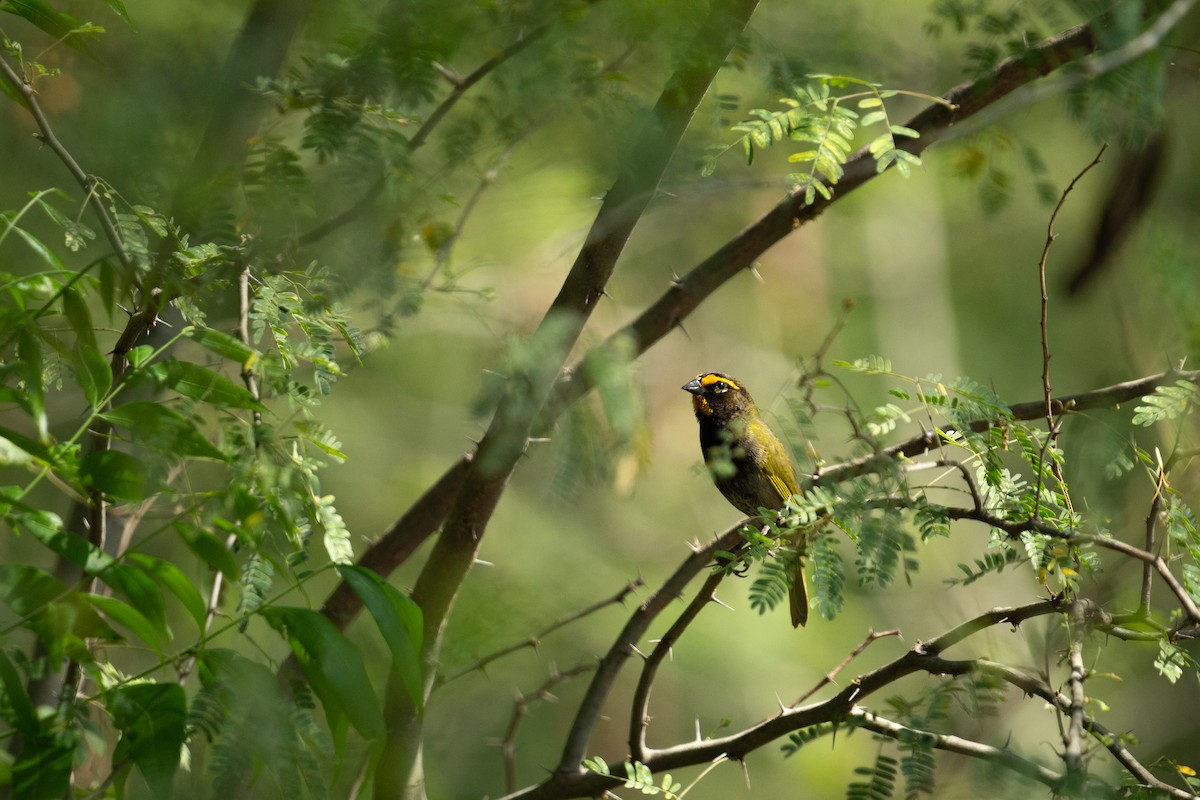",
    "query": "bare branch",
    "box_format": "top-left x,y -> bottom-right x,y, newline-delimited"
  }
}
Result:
1033,144 -> 1106,519
501,663 -> 595,795
1142,467 -> 1167,615
793,628 -> 901,707
629,553 -> 735,763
